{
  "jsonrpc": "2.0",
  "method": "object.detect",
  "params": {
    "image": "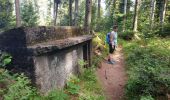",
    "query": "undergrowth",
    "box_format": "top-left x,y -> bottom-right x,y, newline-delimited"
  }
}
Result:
122,38 -> 170,100
0,50 -> 106,100
92,31 -> 109,67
